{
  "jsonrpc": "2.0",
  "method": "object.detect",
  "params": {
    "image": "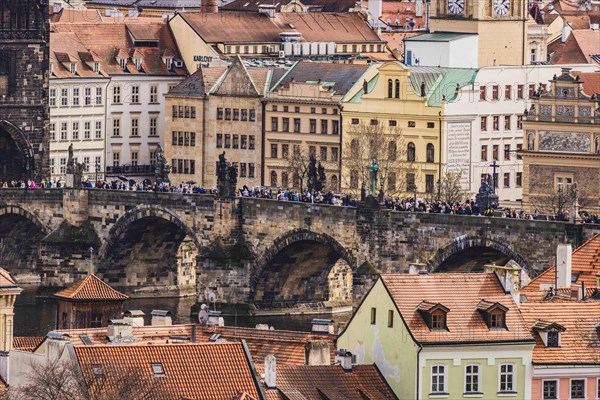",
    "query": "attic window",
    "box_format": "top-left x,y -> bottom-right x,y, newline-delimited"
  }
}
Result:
531,320 -> 566,347
164,58 -> 173,70
118,58 -> 126,70
93,62 -> 99,73
133,58 -> 142,71
476,300 -> 508,330
417,301 -> 449,331
431,312 -> 446,330
70,63 -> 77,74
490,311 -> 505,329
547,331 -> 559,347
151,363 -> 165,377
91,364 -> 104,376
